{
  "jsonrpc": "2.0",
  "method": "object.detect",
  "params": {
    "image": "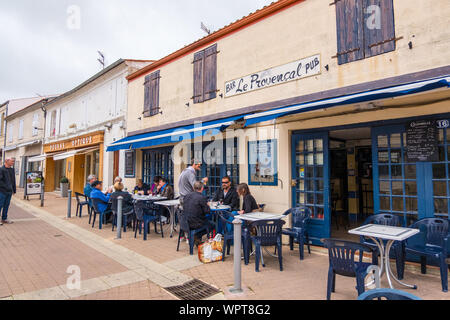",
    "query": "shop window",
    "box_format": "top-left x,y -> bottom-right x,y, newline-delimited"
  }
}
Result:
142,148 -> 174,186
143,70 -> 160,117
334,0 -> 396,65
432,127 -> 450,217
124,150 -> 136,178
193,44 -> 218,104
